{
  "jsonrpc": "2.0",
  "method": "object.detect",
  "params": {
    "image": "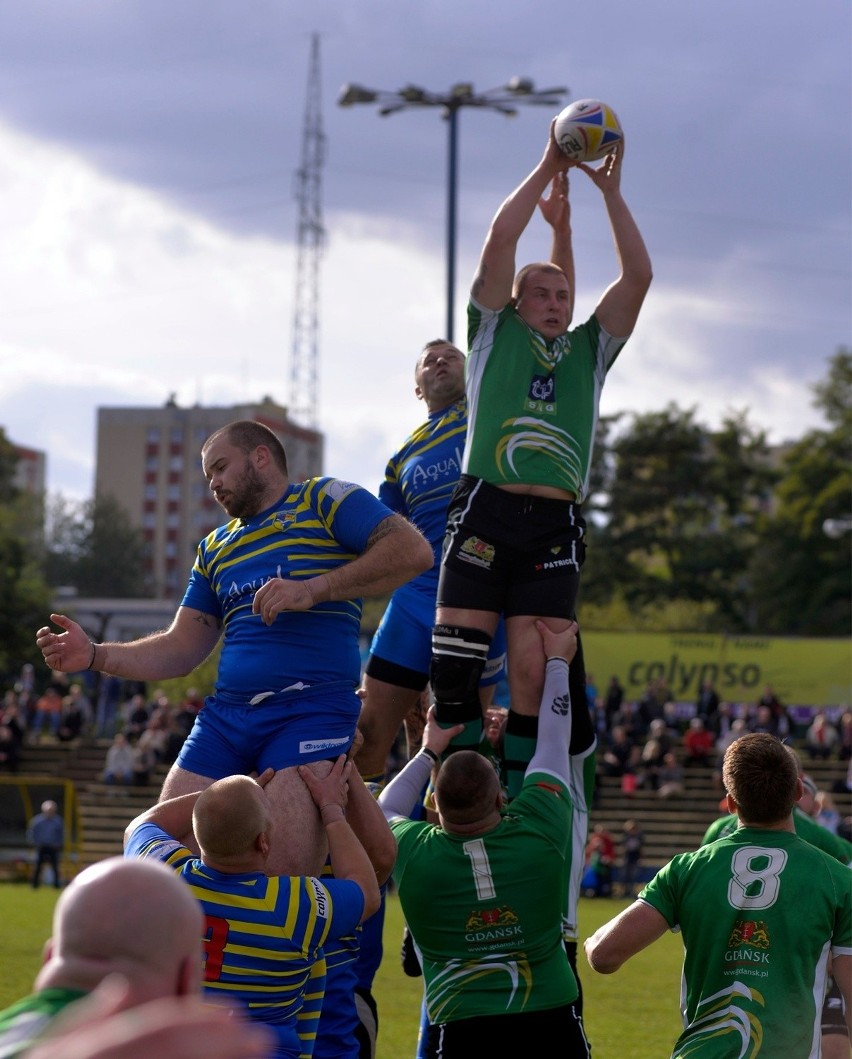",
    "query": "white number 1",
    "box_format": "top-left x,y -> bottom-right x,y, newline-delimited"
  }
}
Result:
463,838 -> 496,900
